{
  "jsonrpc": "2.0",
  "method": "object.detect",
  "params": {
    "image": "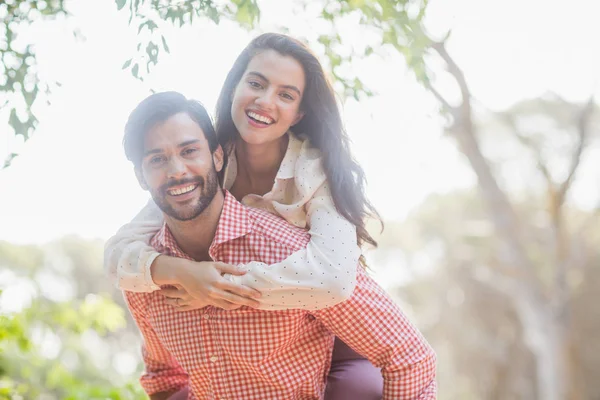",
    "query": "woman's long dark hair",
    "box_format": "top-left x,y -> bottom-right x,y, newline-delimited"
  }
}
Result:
215,33 -> 382,248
